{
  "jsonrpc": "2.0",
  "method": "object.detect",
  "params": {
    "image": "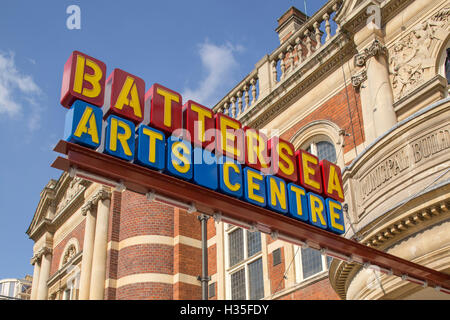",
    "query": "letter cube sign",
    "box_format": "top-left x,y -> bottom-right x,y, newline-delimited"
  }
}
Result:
145,83 -> 182,135
64,100 -> 103,149
103,68 -> 145,125
183,100 -> 215,149
60,50 -> 107,108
